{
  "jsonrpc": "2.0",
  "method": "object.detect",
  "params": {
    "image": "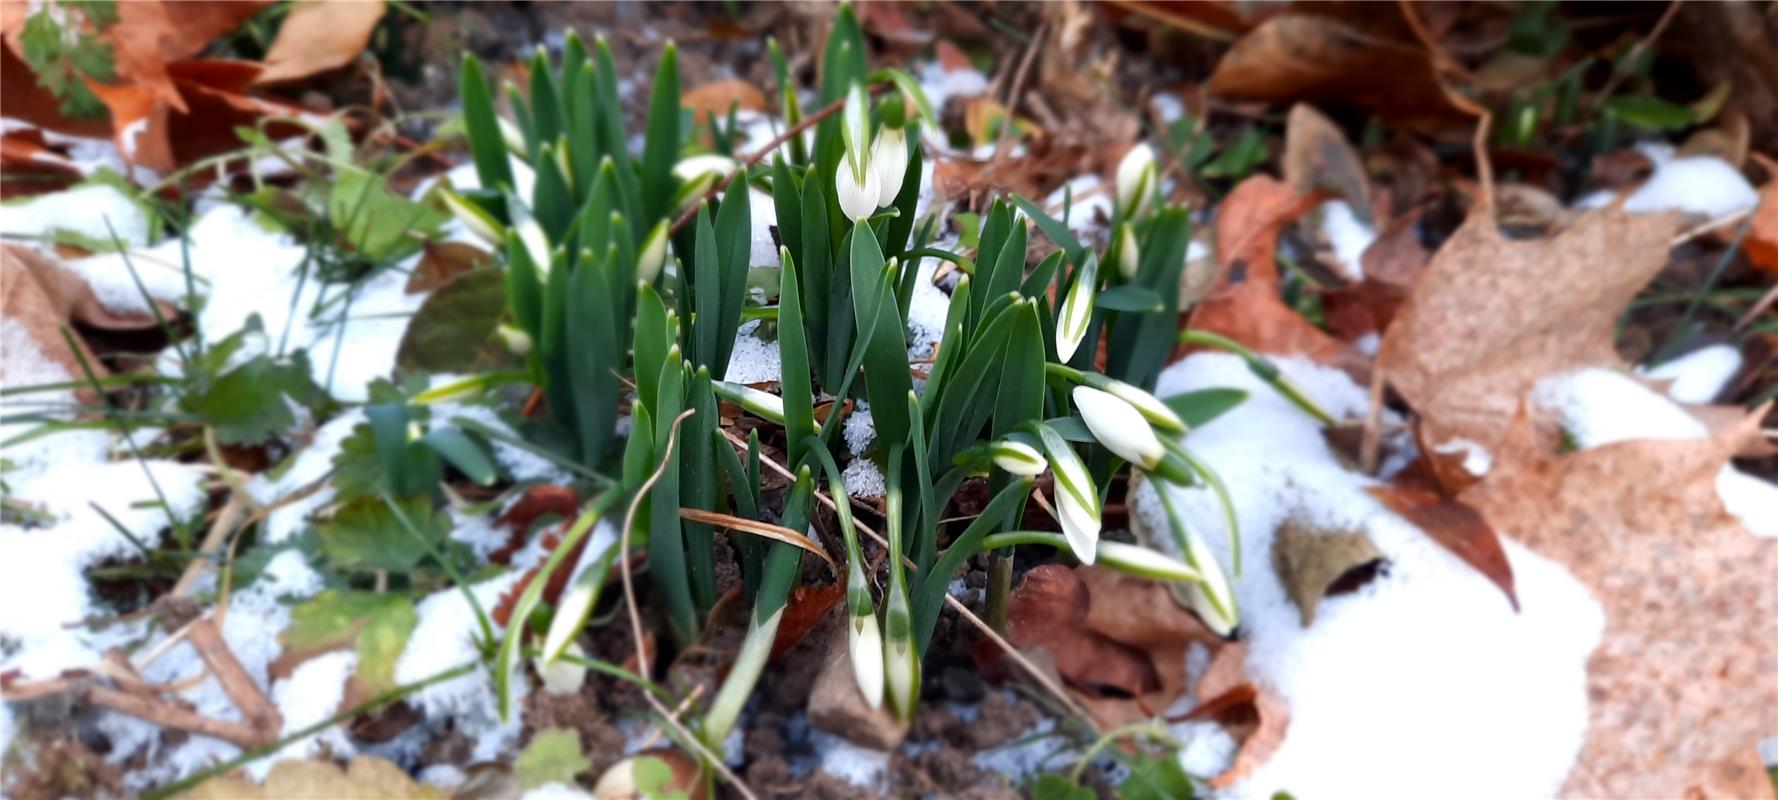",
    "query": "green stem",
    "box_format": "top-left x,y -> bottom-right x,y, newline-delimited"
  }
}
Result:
1176,329 -> 1337,426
